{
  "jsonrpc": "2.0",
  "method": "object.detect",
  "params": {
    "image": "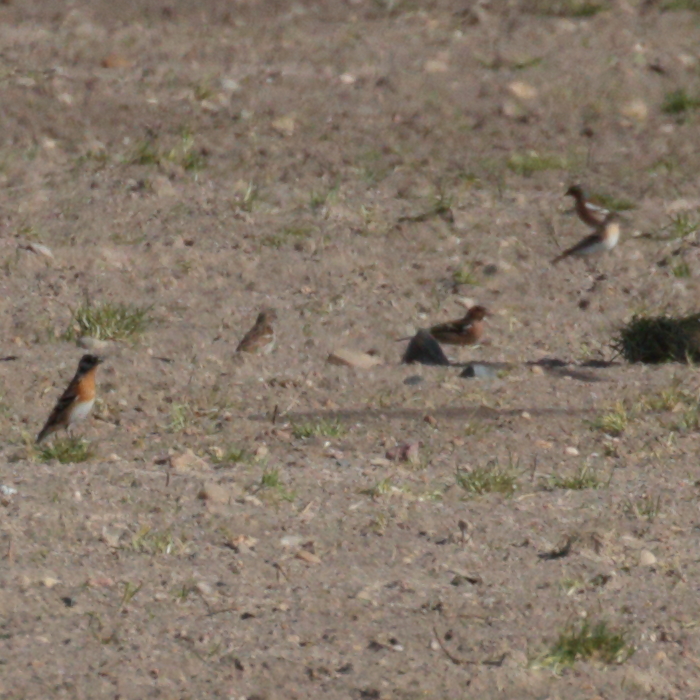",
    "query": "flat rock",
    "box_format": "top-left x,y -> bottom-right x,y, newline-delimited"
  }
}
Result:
198,482 -> 232,504
170,448 -> 210,474
77,336 -> 112,351
328,348 -> 382,369
460,362 -> 509,379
